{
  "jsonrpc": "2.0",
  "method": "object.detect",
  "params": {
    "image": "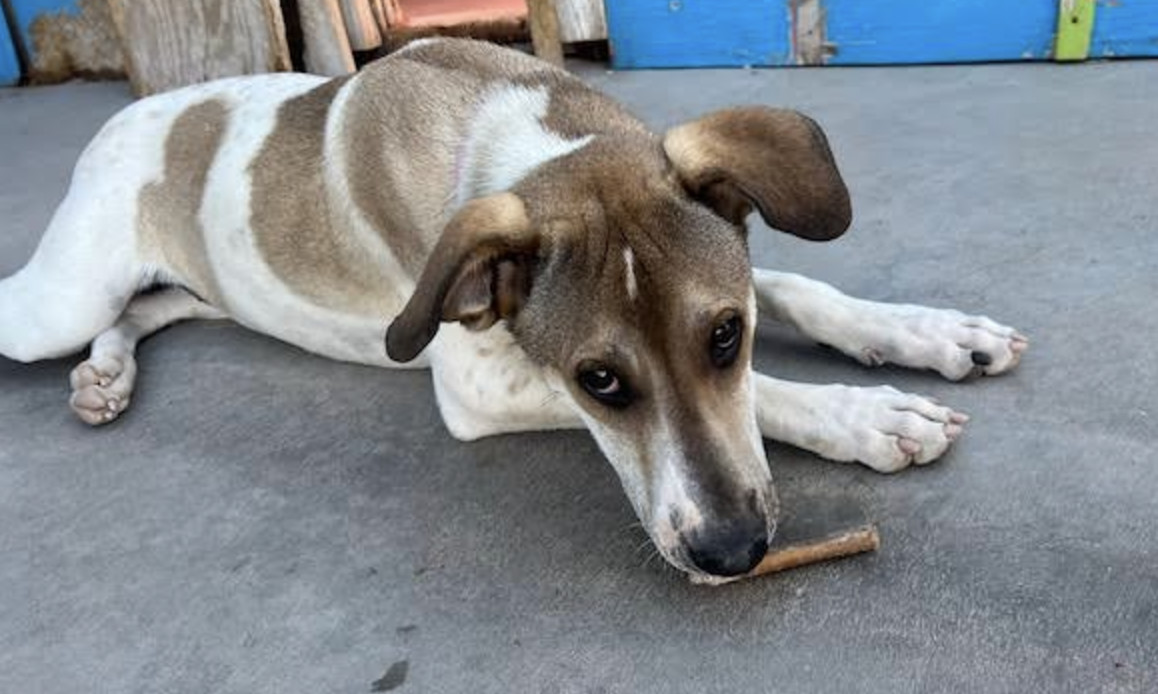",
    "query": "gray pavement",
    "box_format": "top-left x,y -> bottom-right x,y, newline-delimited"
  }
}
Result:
1,59 -> 1157,693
